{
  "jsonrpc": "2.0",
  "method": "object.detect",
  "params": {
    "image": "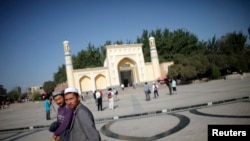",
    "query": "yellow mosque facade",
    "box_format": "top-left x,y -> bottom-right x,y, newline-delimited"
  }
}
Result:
63,37 -> 173,93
